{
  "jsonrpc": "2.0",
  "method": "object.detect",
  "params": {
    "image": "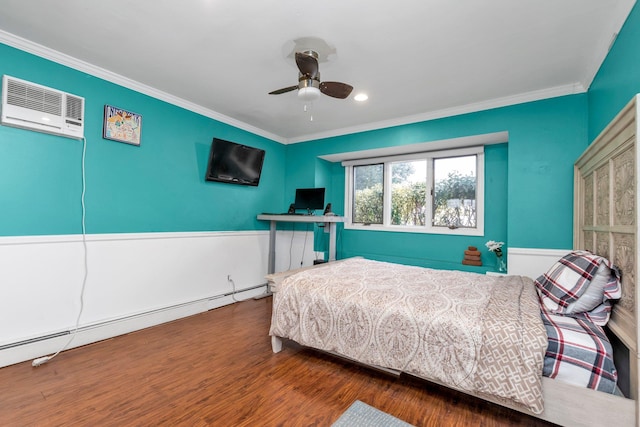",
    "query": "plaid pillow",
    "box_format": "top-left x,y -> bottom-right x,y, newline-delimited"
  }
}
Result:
541,309 -> 617,393
535,250 -> 621,325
